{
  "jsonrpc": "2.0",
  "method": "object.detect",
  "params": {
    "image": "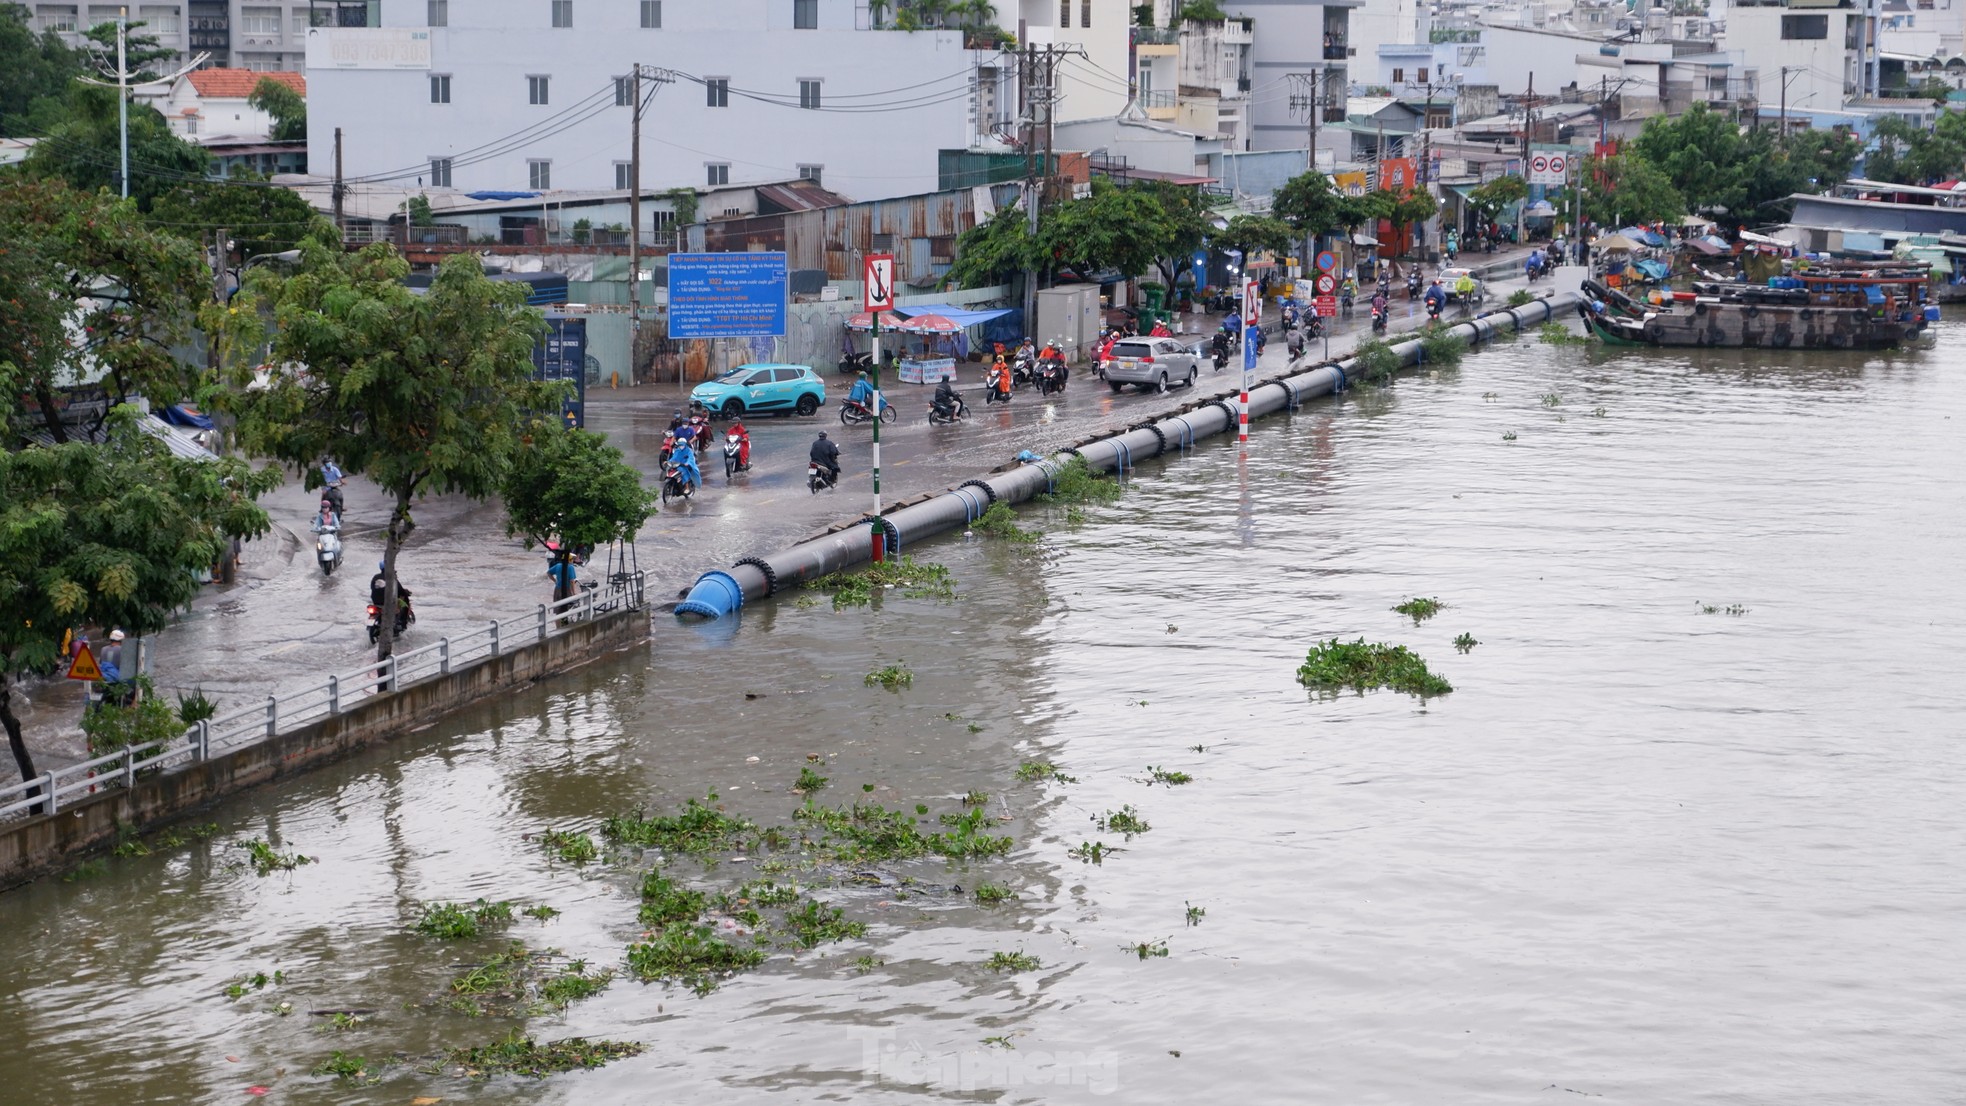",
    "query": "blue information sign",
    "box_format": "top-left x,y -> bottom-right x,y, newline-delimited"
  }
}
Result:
1243,327 -> 1259,371
668,252 -> 788,339
533,316 -> 587,428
